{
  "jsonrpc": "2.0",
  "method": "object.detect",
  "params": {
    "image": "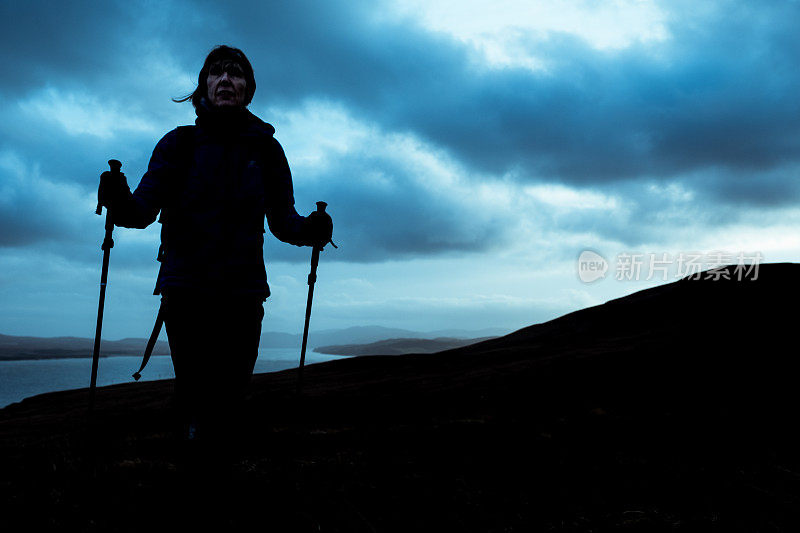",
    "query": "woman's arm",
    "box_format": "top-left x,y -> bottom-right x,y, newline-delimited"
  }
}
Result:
113,130 -> 180,229
264,137 -> 313,246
